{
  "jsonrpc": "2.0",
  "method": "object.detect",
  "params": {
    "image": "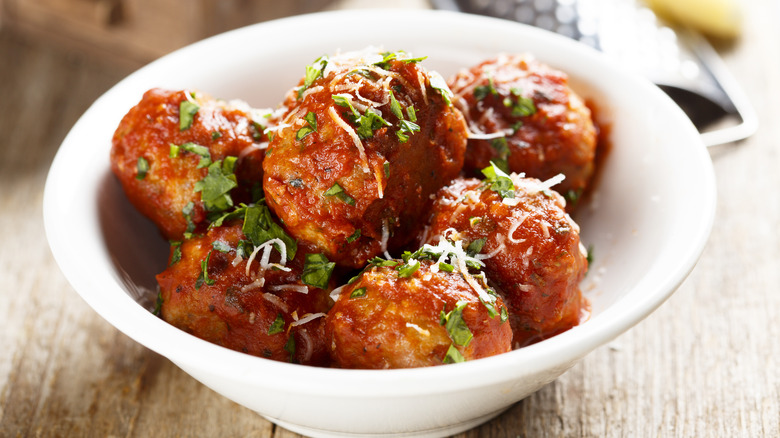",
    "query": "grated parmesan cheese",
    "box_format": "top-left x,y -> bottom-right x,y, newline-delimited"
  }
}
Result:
268,284 -> 309,294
